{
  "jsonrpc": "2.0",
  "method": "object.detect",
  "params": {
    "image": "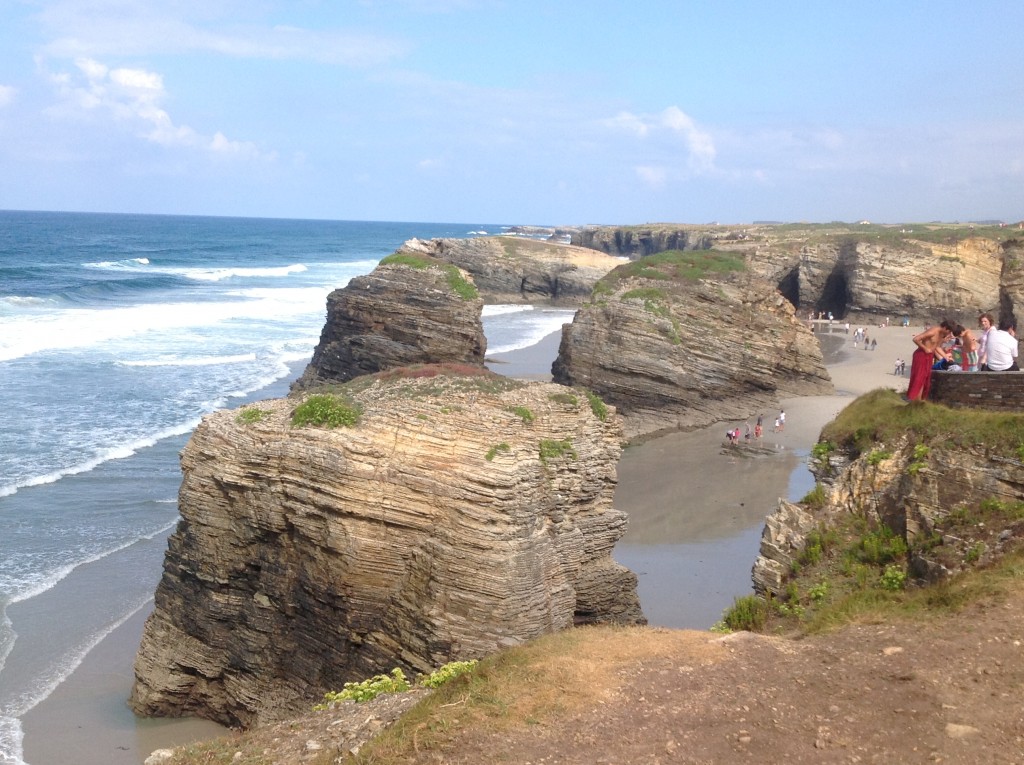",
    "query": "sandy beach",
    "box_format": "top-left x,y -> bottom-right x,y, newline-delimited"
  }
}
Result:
23,321 -> 919,765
